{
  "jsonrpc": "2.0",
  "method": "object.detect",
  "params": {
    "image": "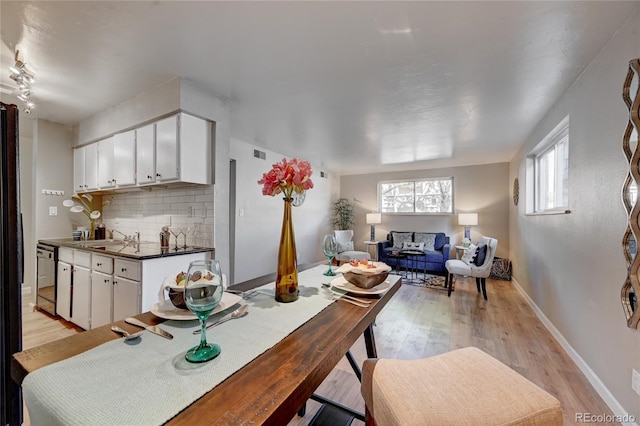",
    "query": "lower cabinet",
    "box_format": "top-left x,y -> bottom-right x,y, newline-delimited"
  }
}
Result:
91,271 -> 113,329
91,258 -> 141,329
54,245 -> 206,329
113,276 -> 141,322
56,261 -> 72,321
72,265 -> 91,330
